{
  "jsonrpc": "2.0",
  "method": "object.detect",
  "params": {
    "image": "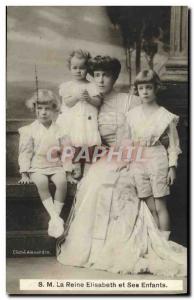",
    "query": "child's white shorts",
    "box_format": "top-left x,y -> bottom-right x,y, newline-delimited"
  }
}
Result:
130,145 -> 170,198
